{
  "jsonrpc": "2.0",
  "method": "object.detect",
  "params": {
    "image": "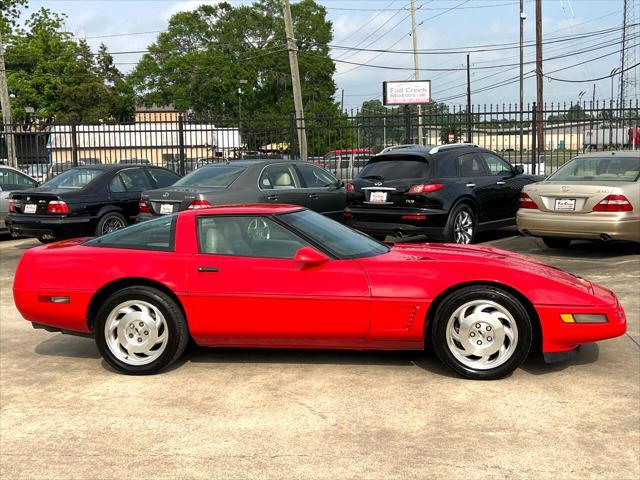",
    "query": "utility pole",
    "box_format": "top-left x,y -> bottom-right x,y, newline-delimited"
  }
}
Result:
519,0 -> 526,155
535,0 -> 544,174
340,88 -> 344,113
0,32 -> 17,168
281,0 -> 307,160
410,0 -> 423,145
466,53 -> 472,143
